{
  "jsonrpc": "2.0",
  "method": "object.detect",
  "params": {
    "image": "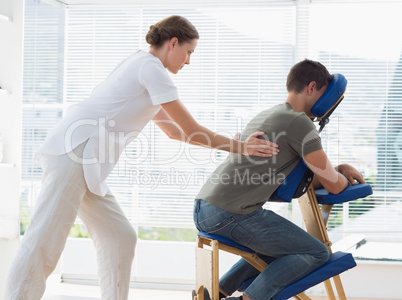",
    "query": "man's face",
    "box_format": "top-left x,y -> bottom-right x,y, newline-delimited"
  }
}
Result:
306,84 -> 328,118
